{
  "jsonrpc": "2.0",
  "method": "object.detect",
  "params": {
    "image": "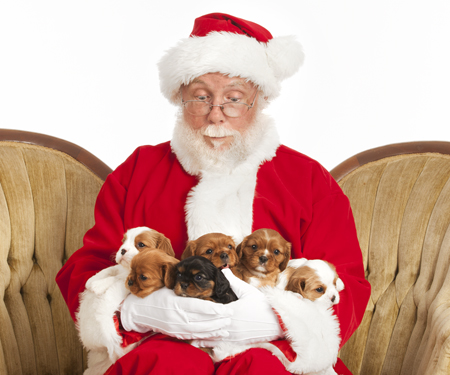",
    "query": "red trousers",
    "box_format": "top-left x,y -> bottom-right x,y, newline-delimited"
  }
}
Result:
105,334 -> 352,375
